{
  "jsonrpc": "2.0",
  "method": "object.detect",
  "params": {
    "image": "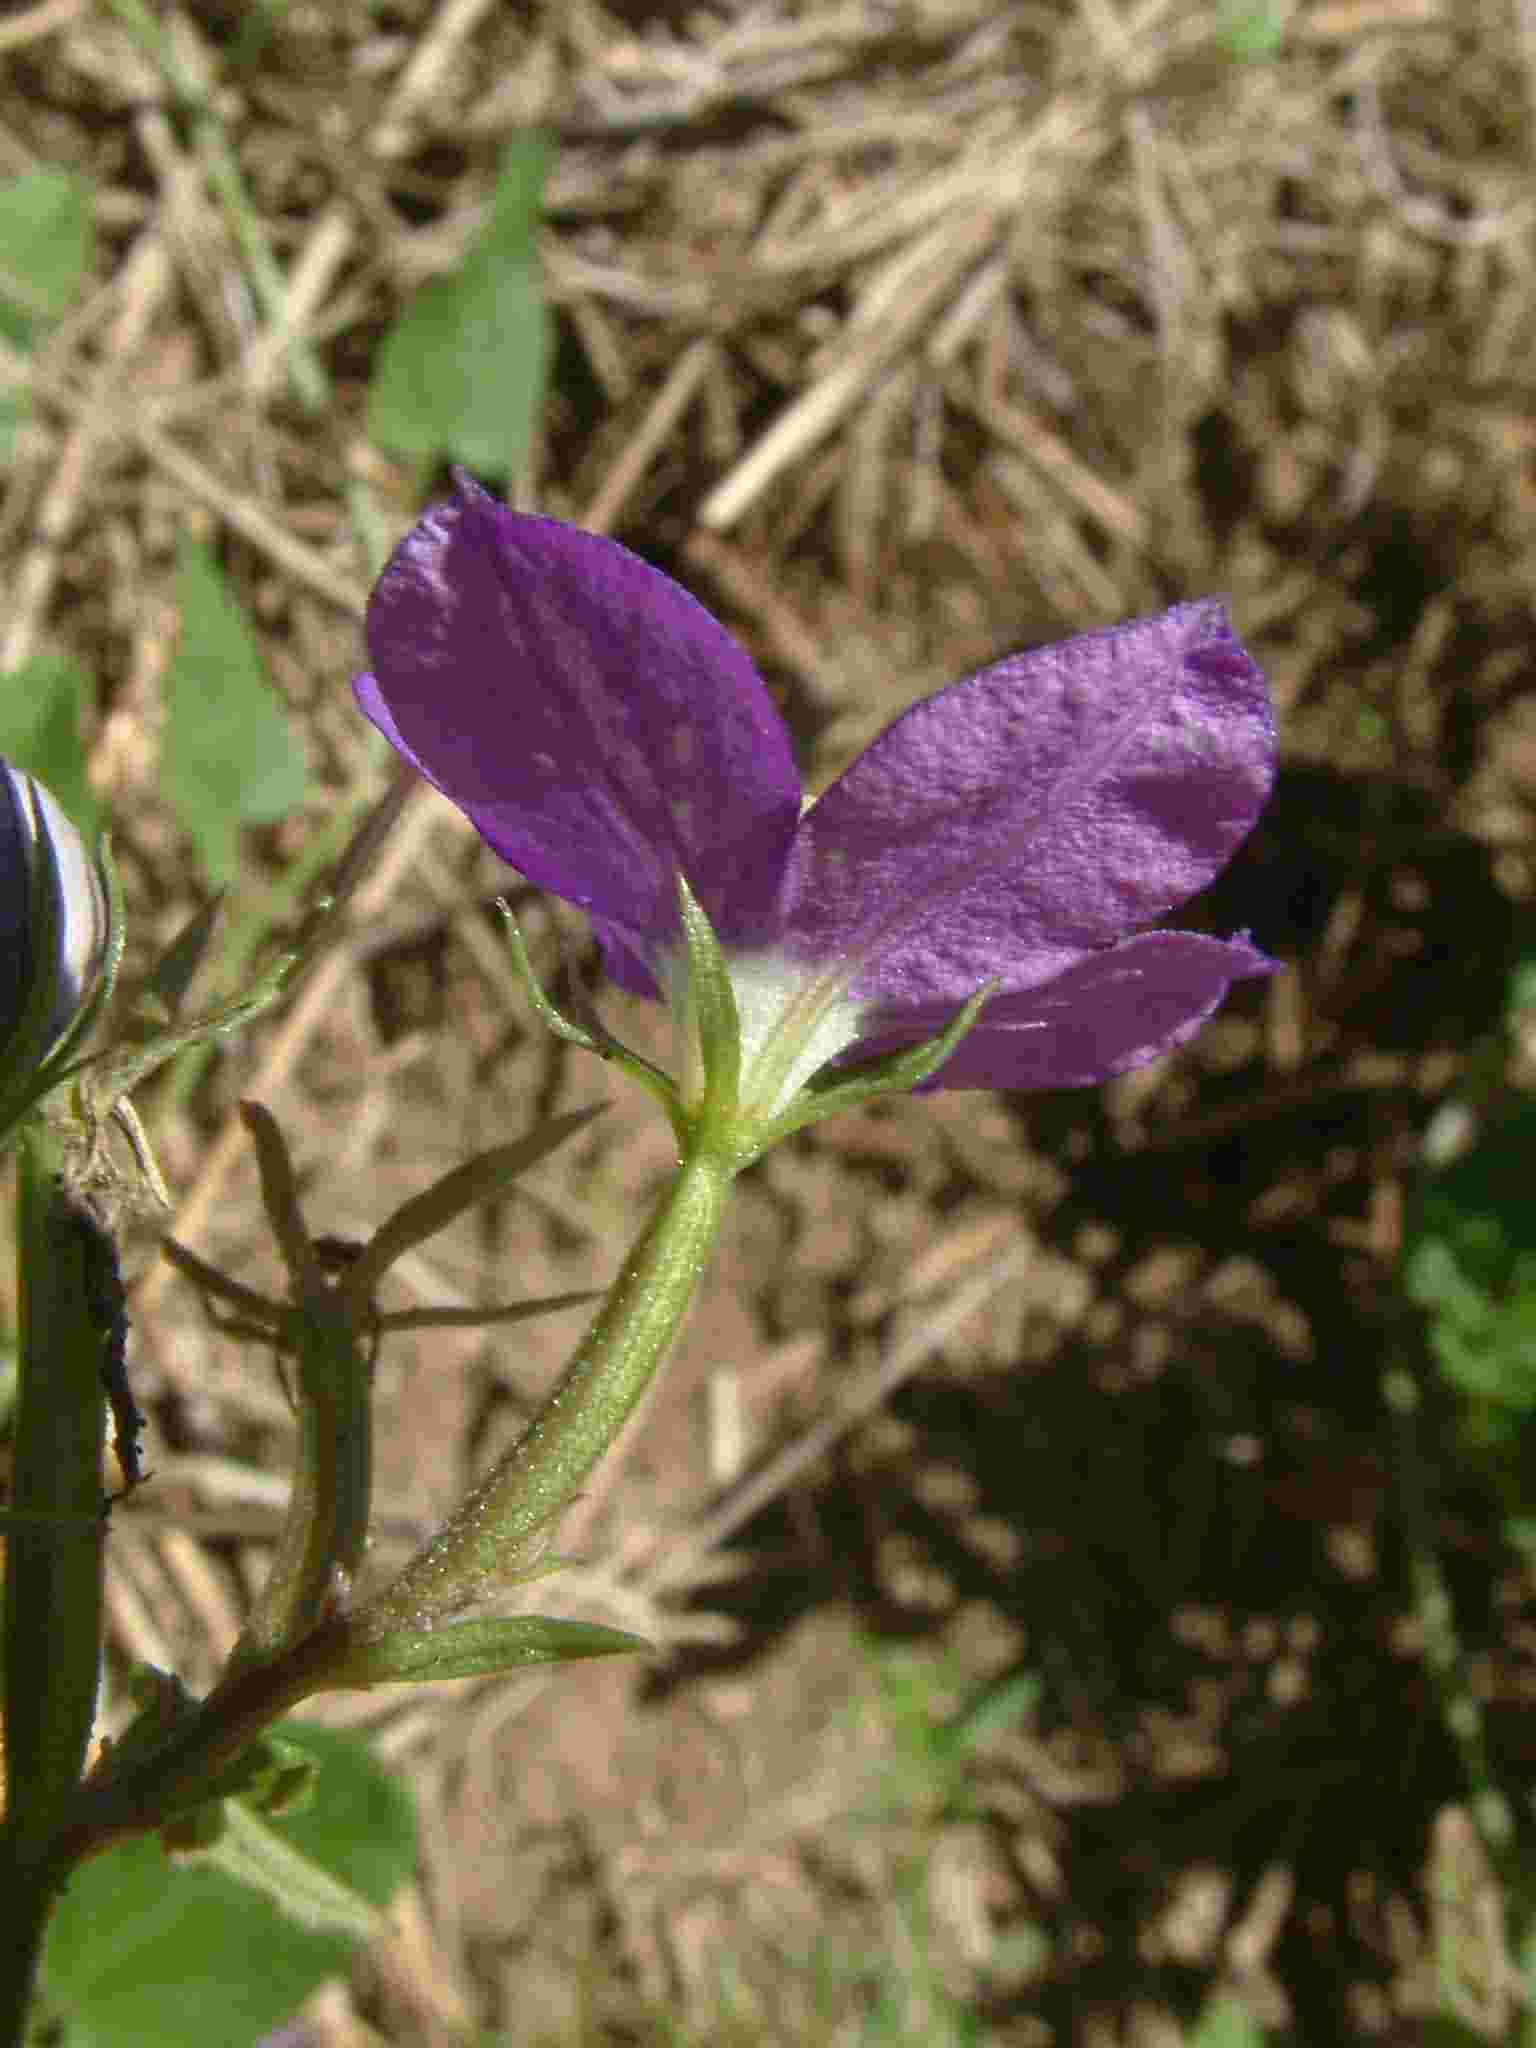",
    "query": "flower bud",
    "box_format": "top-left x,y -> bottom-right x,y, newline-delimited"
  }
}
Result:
1,760 -> 109,1066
